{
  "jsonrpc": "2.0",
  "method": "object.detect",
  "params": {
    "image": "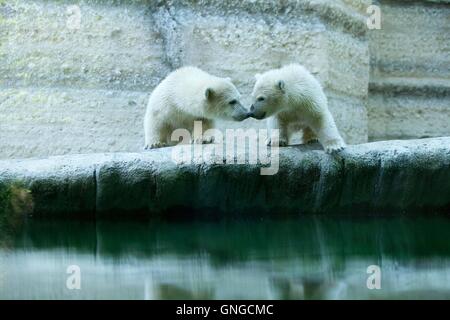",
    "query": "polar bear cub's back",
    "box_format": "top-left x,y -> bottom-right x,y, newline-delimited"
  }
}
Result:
149,67 -> 212,114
